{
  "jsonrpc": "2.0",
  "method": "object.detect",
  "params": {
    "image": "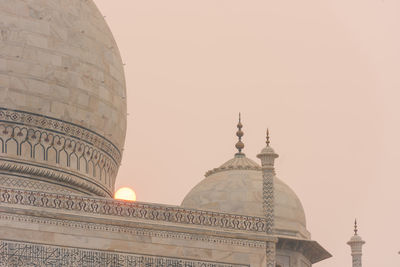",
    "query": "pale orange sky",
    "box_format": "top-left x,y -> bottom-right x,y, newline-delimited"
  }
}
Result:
94,1 -> 400,266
